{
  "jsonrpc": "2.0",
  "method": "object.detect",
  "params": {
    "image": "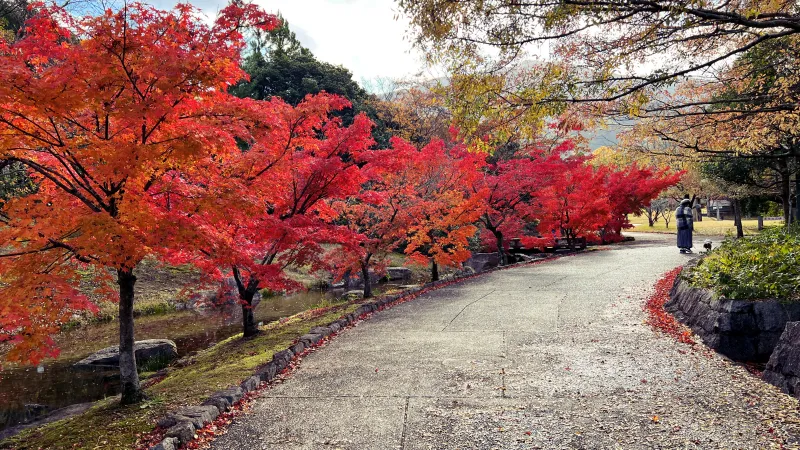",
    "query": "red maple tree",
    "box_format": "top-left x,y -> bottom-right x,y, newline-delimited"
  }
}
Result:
331,138 -> 421,297
157,94 -> 374,336
0,2 -> 278,403
599,164 -> 682,242
537,156 -> 612,249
